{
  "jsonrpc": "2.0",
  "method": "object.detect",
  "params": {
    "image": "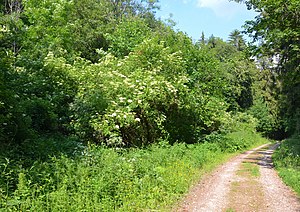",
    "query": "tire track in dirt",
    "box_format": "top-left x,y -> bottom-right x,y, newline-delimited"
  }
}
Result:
175,144 -> 269,212
175,143 -> 300,212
